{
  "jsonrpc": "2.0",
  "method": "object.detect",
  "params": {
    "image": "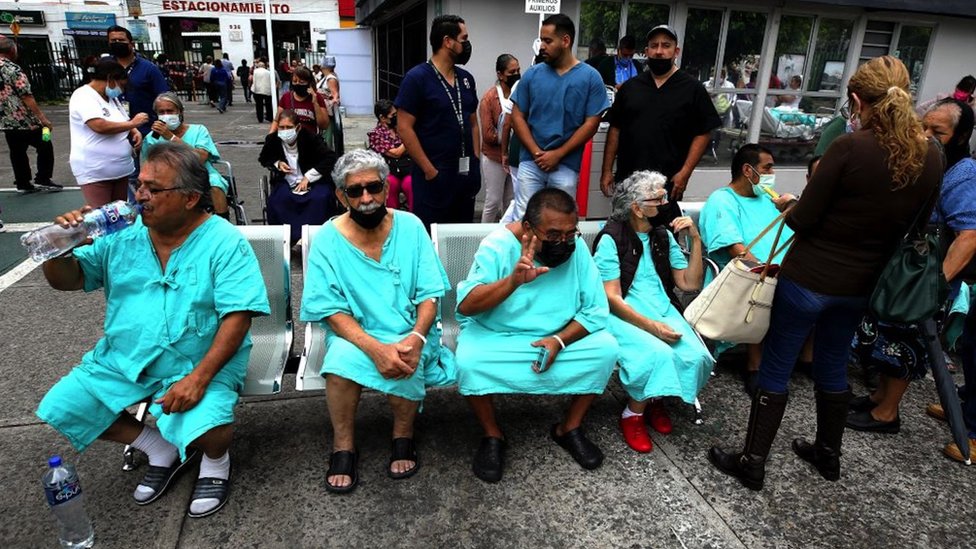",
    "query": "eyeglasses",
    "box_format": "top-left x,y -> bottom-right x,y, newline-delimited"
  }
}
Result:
136,183 -> 181,198
343,180 -> 386,198
531,226 -> 581,243
642,195 -> 668,206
